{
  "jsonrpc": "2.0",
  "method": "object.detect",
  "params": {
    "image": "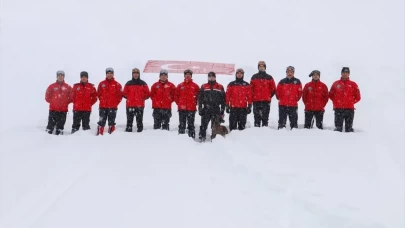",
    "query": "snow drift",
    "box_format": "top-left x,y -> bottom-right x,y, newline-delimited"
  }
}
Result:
0,0 -> 404,227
